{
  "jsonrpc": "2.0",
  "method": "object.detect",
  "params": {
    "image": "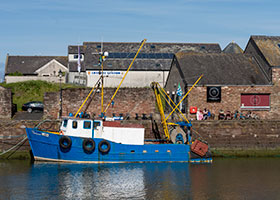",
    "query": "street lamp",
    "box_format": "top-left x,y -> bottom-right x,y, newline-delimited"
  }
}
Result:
58,69 -> 63,118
